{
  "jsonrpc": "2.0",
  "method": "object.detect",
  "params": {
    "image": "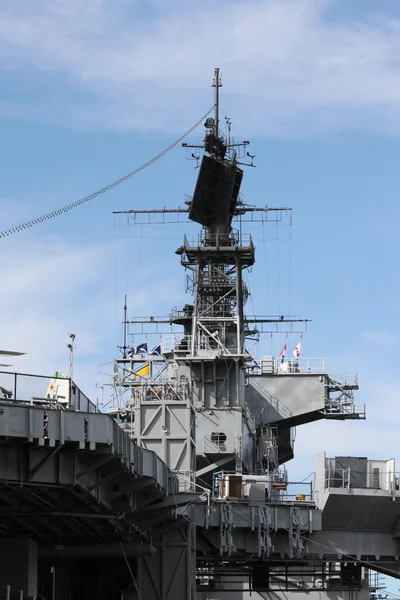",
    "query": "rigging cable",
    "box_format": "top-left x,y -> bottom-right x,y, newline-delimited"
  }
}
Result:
261,219 -> 272,316
120,542 -> 143,600
0,107 -> 213,239
276,219 -> 281,315
288,212 -> 293,317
